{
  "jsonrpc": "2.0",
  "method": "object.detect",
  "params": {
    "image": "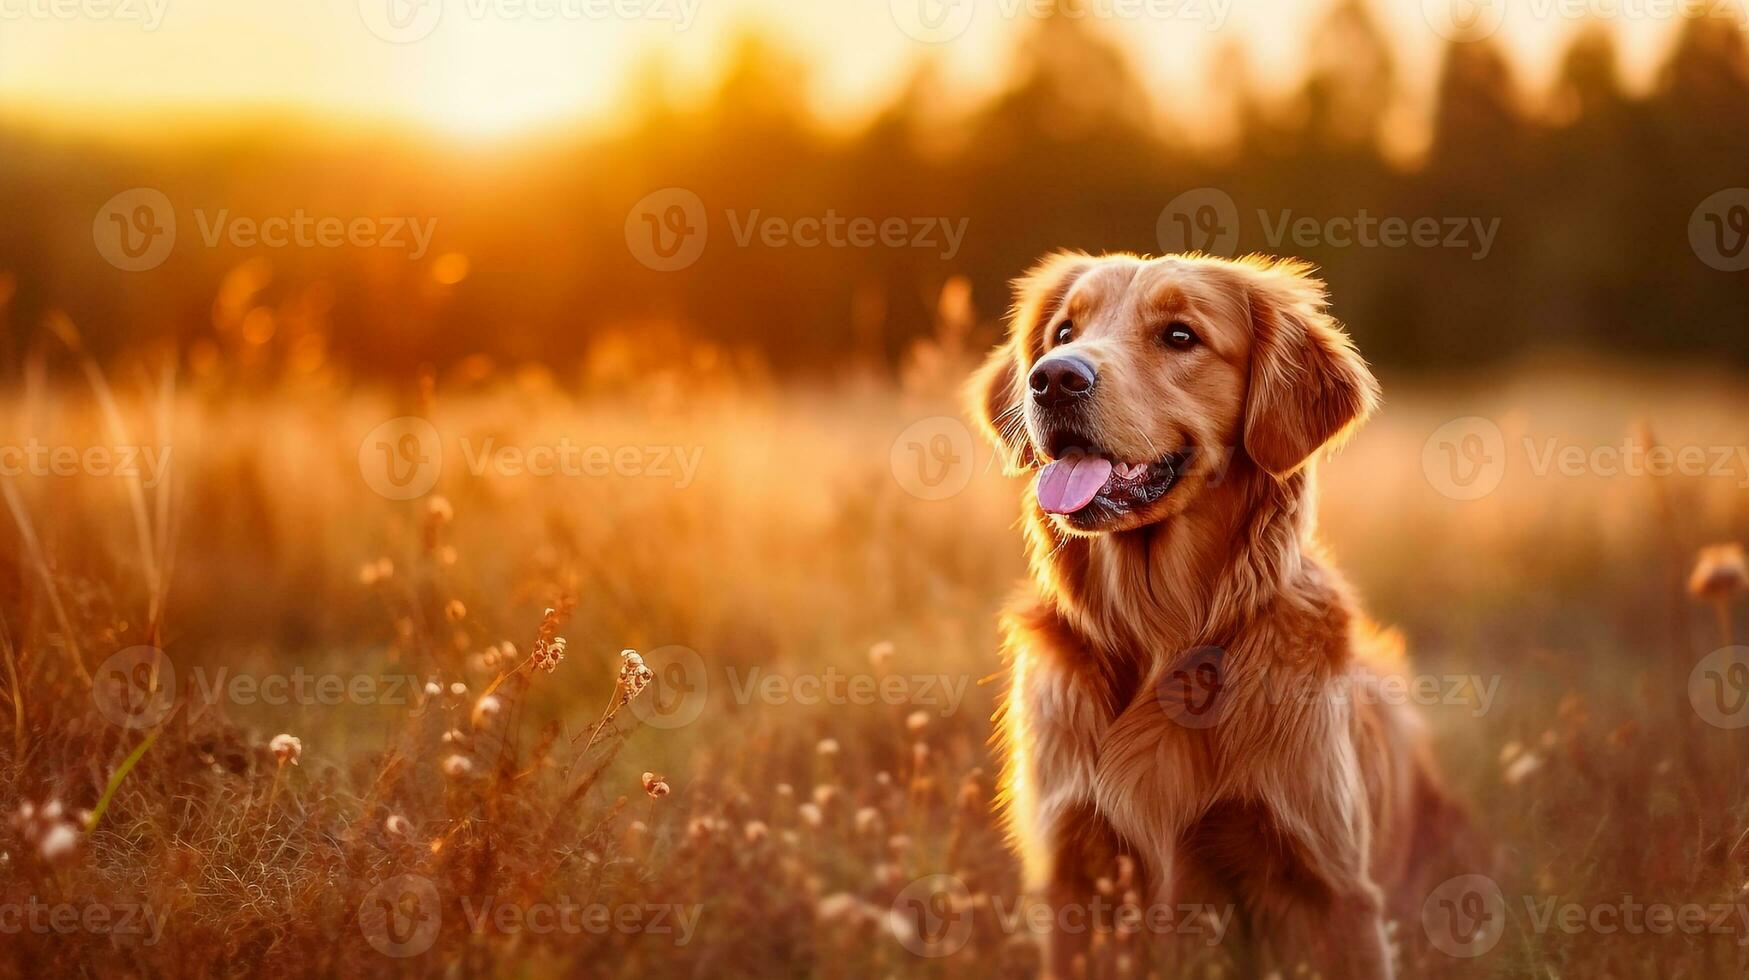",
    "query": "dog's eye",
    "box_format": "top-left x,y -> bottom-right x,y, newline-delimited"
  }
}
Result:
1164,323 -> 1198,350
1054,322 -> 1073,346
